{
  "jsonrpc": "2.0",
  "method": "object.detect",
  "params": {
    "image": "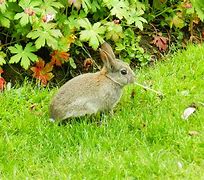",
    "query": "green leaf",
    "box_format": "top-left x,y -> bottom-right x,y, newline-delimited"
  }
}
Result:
69,57 -> 76,69
14,12 -> 30,26
30,0 -> 42,7
126,8 -> 147,30
10,54 -> 22,63
115,43 -> 125,51
8,43 -> 38,69
80,30 -> 103,50
170,15 -> 185,29
8,47 -> 17,54
14,0 -> 42,26
14,12 -> 24,20
27,52 -> 38,62
89,33 -> 99,50
0,1 -> 7,13
191,0 -> 204,21
51,1 -> 64,8
46,36 -> 58,49
8,45 -> 22,53
0,14 -> 10,28
135,19 -> 143,30
27,23 -> 62,50
110,1 -> 128,20
80,30 -> 90,42
79,19 -> 105,49
41,0 -> 64,14
21,55 -> 30,69
0,51 -> 6,65
82,0 -> 92,13
26,31 -> 41,39
49,29 -> 63,38
20,14 -> 29,26
35,36 -> 46,49
24,42 -> 37,52
105,22 -> 123,41
78,18 -> 92,29
19,0 -> 31,8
